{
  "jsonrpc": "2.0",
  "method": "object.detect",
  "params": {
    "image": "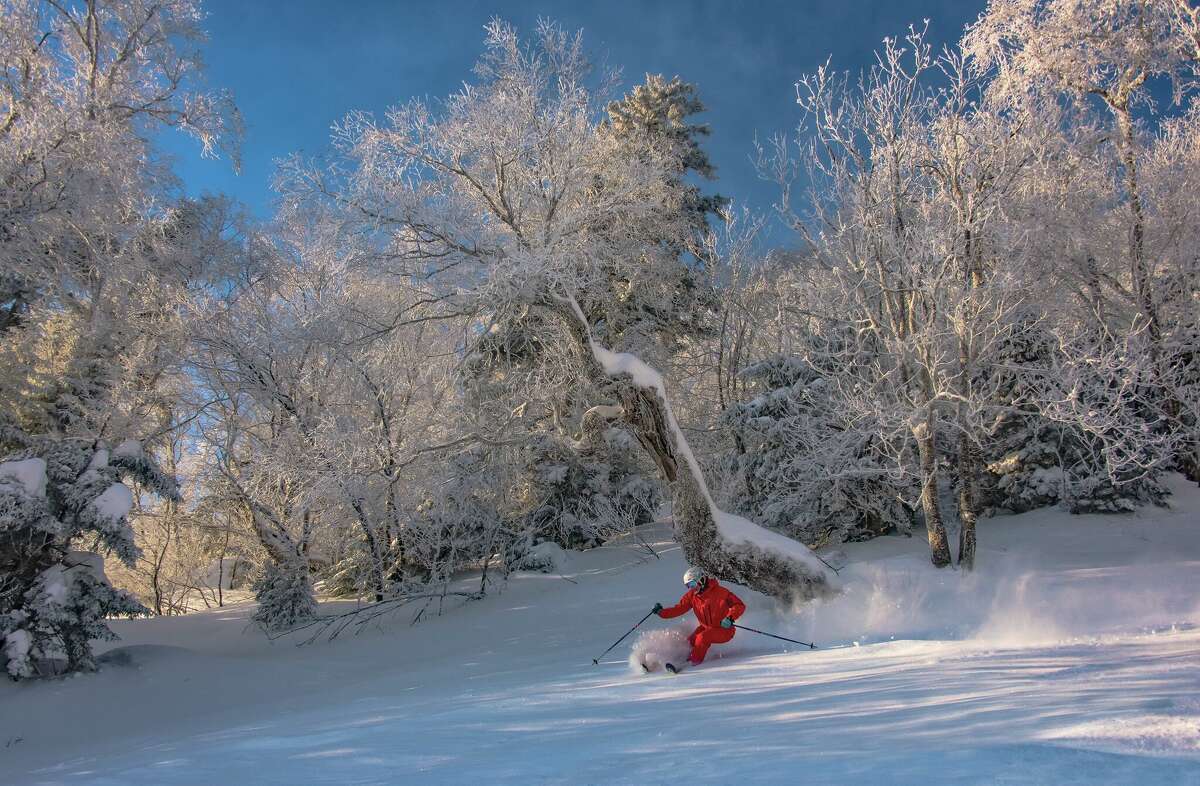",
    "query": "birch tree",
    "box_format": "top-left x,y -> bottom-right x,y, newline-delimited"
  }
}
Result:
963,0 -> 1200,482
773,26 -> 1032,568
